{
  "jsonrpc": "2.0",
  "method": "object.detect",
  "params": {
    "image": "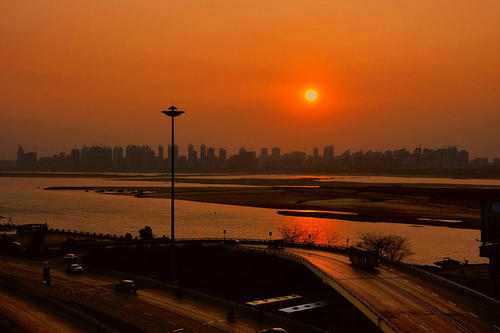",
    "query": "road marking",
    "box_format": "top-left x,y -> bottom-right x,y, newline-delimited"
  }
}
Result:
125,305 -> 131,309
493,325 -> 500,330
448,301 -> 456,306
431,292 -> 439,297
203,321 -> 215,325
416,285 -> 423,289
469,312 -> 478,318
104,297 -> 111,301
168,321 -> 176,326
403,313 -> 409,318
171,329 -> 184,332
238,321 -> 249,327
403,279 -> 408,283
144,312 -> 153,317
420,324 -> 428,331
